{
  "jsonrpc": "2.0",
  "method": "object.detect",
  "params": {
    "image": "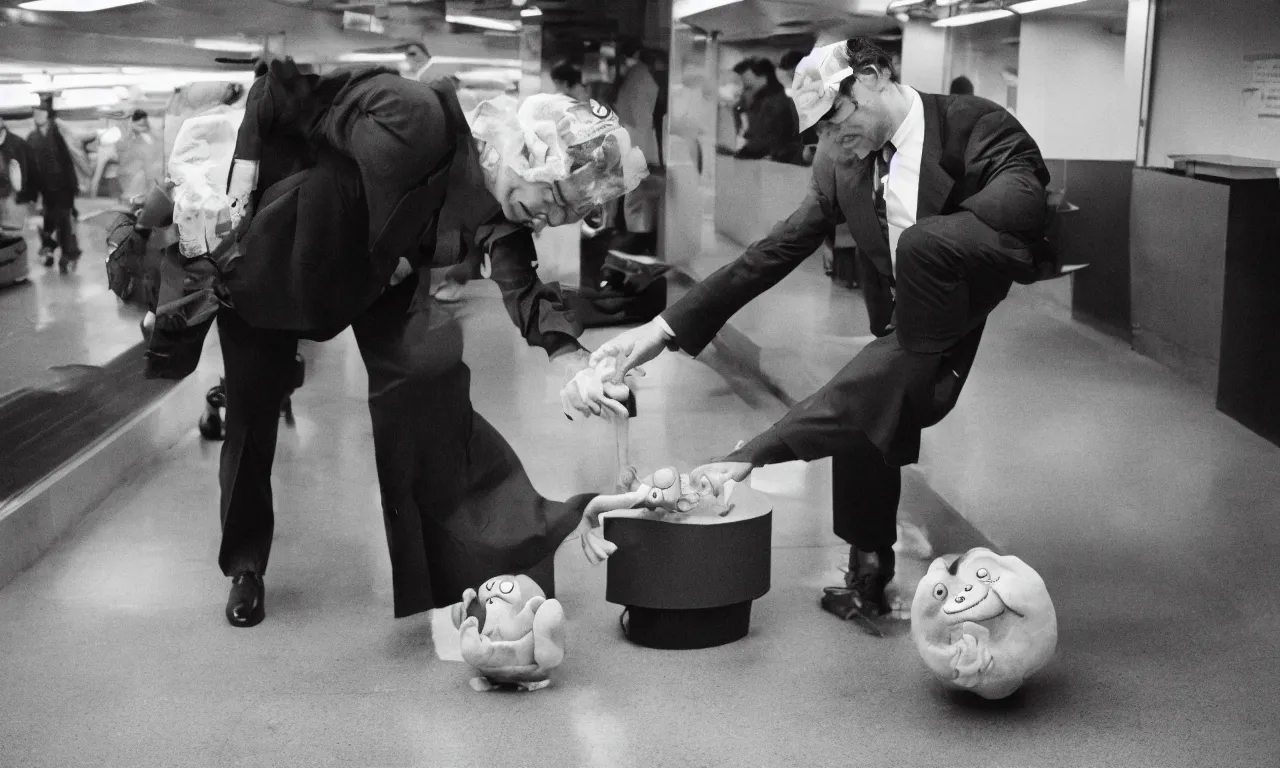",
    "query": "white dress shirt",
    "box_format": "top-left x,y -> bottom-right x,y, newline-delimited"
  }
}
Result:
884,86 -> 925,274
653,86 -> 927,343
